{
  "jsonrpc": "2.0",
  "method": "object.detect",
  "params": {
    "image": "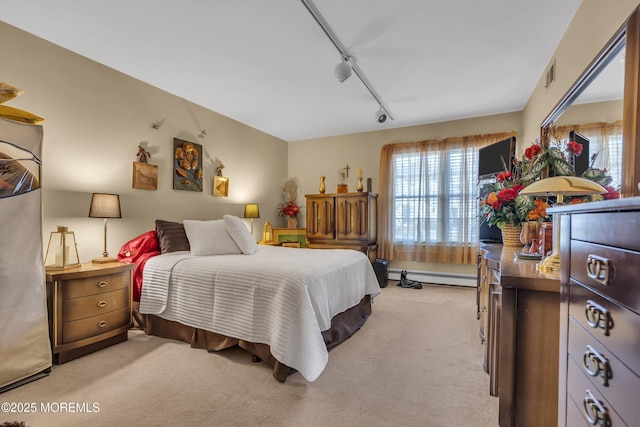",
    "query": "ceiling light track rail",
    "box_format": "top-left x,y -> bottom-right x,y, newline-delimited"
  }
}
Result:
300,0 -> 393,121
